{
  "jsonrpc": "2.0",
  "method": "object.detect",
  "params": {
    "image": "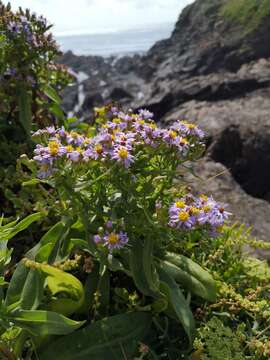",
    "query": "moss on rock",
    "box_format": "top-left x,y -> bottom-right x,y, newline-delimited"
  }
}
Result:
220,0 -> 270,33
